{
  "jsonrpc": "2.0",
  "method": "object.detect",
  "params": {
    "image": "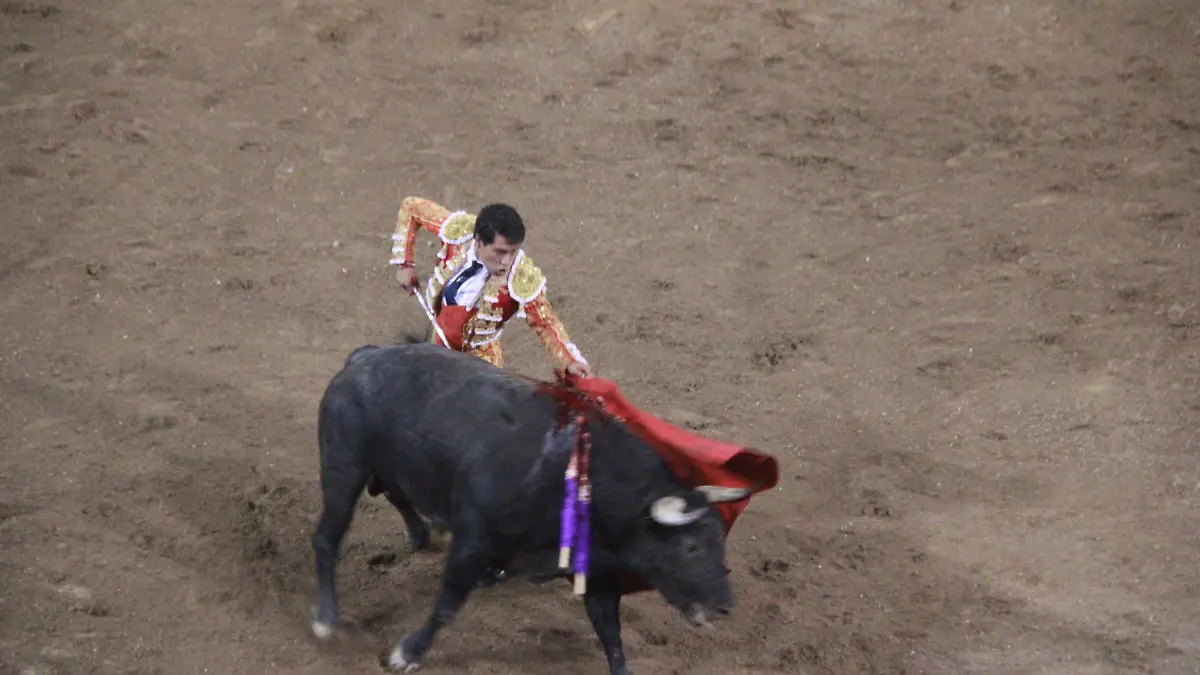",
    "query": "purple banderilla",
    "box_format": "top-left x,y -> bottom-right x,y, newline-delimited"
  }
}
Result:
572,482 -> 591,595
557,415 -> 593,595
558,452 -> 579,570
